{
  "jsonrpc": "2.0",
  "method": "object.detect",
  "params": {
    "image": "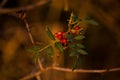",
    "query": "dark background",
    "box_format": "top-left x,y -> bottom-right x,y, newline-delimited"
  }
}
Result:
0,0 -> 120,80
